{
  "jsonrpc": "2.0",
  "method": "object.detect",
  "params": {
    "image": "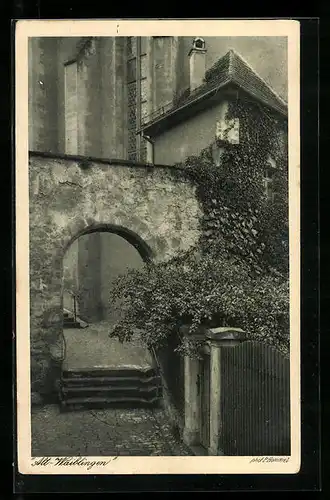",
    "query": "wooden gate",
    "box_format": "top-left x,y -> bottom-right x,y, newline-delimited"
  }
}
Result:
199,353 -> 211,450
220,341 -> 290,456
